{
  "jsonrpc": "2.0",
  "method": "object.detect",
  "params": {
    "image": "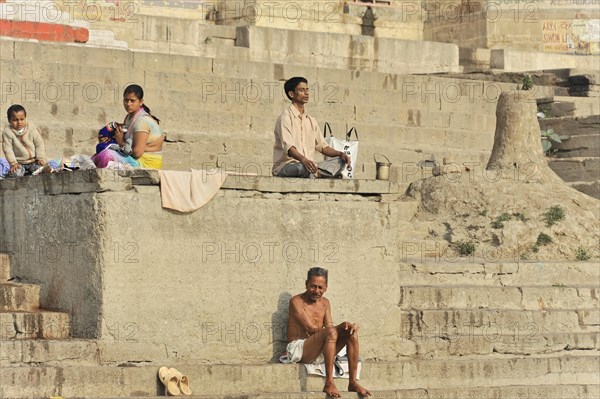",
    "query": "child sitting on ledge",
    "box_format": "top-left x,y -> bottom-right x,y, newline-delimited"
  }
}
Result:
2,104 -> 47,178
